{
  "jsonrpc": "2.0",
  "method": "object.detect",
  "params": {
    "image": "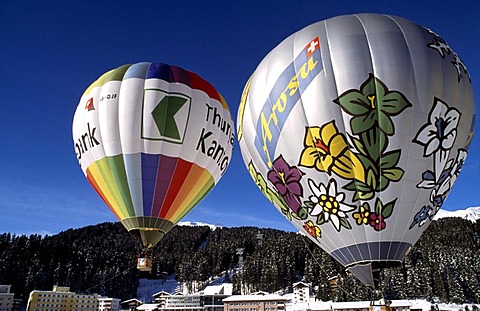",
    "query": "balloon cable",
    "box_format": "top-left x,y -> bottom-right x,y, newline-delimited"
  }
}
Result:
81,260 -> 138,294
300,234 -> 361,301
